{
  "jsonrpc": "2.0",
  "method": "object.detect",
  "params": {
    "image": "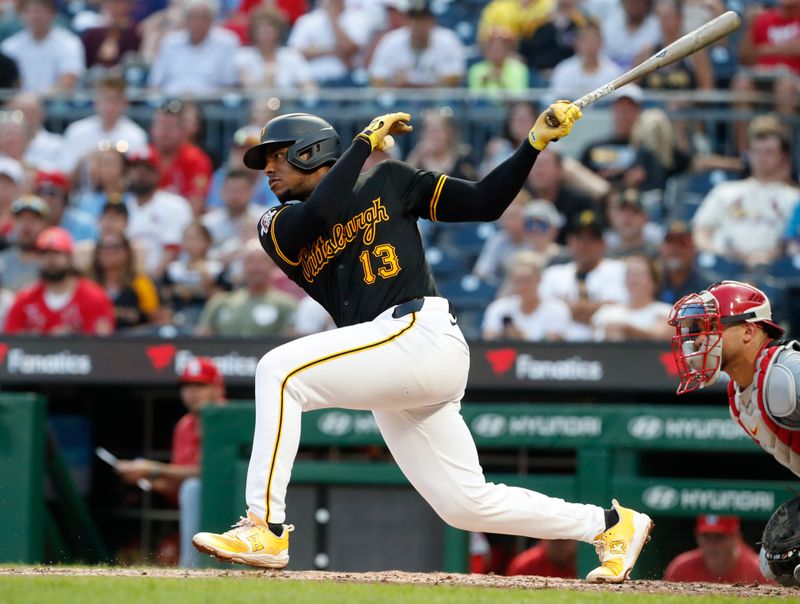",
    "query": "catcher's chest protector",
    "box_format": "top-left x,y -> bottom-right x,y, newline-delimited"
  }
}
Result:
728,341 -> 800,478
